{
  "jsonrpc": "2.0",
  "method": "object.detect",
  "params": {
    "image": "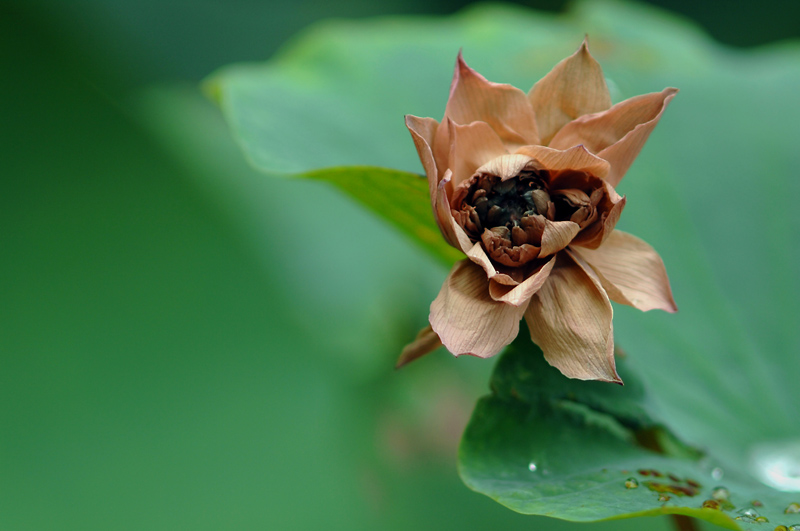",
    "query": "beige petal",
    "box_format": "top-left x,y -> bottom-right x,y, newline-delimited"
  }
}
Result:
571,231 -> 677,313
445,51 -> 540,147
448,119 -> 508,187
430,260 -> 528,358
465,240 -> 503,281
433,171 -> 465,250
488,255 -> 556,306
396,325 -> 442,368
405,115 -> 440,194
515,144 -> 610,180
474,153 -> 536,181
540,220 -> 581,257
549,88 -> 678,187
524,252 -> 620,383
528,38 -> 612,145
